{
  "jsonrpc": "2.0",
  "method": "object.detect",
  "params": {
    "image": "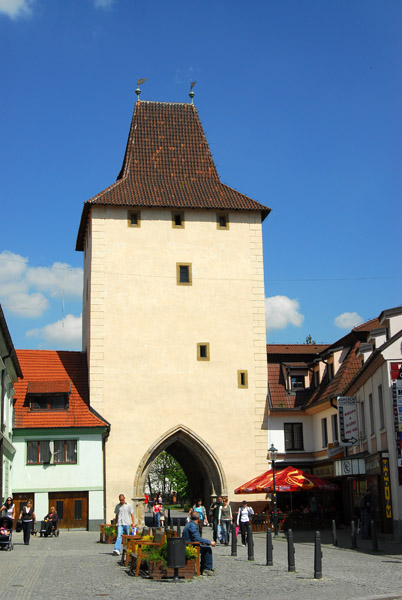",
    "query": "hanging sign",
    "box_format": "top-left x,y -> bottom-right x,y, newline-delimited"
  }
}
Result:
337,396 -> 359,446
